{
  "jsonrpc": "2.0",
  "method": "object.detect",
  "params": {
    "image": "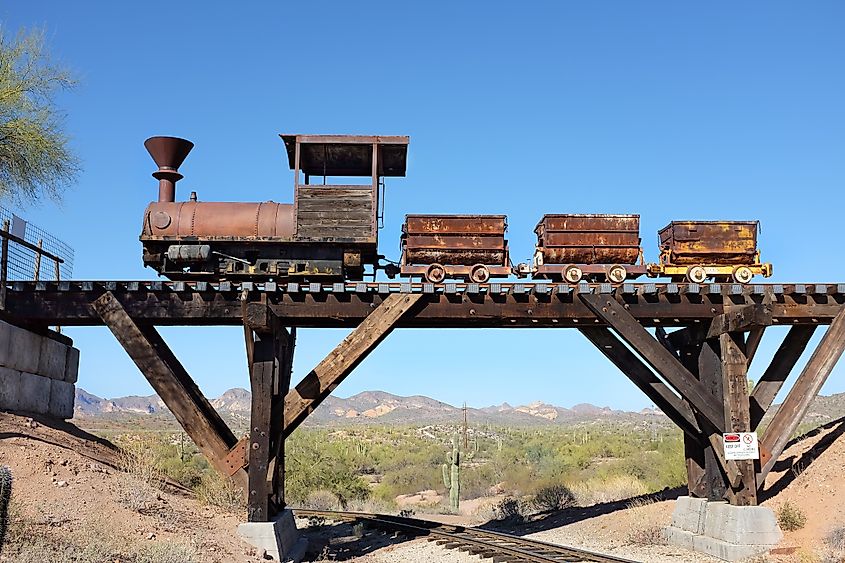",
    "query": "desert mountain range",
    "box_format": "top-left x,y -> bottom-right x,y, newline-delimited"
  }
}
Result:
73,387 -> 845,429
73,387 -> 667,426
